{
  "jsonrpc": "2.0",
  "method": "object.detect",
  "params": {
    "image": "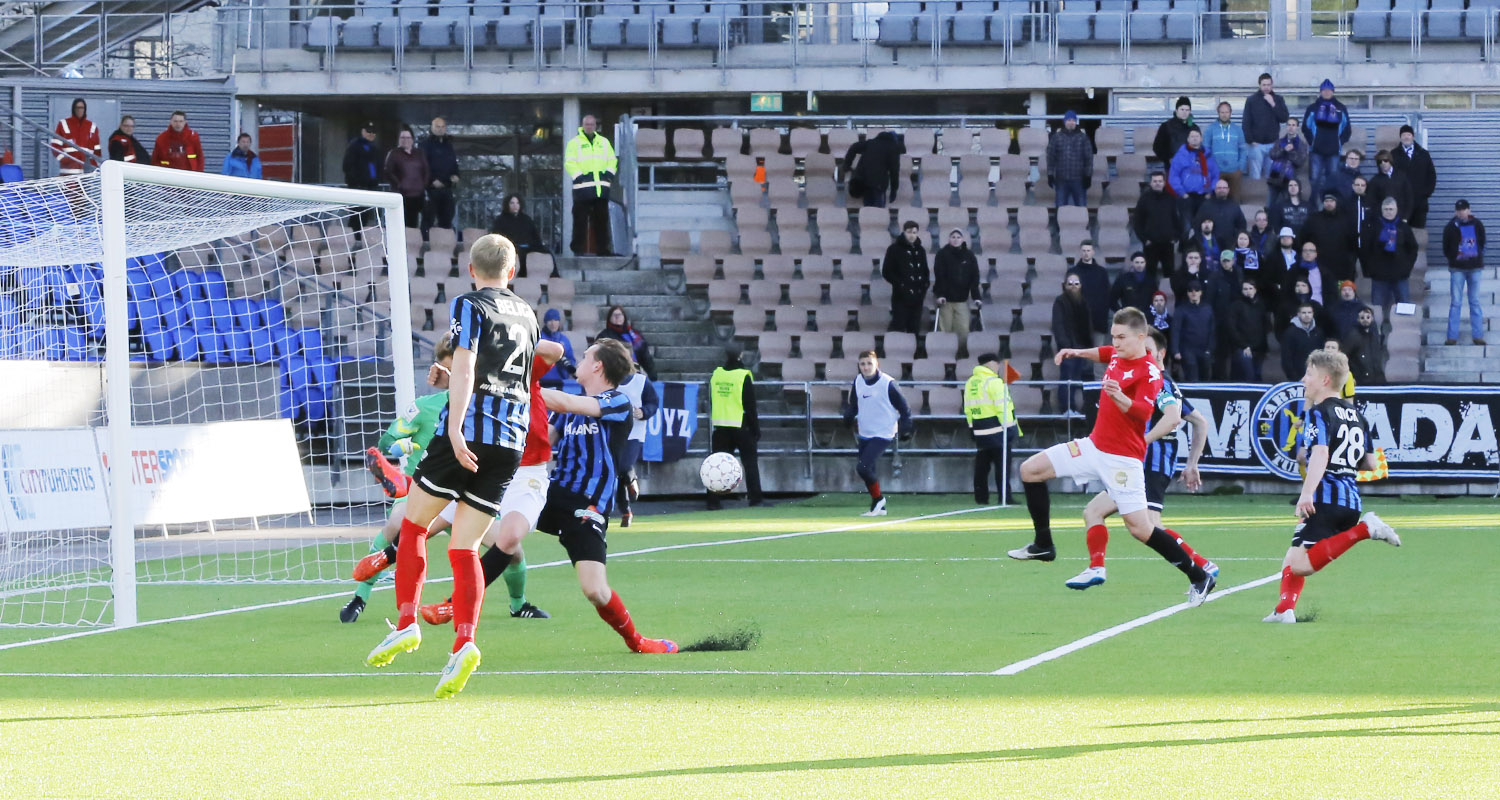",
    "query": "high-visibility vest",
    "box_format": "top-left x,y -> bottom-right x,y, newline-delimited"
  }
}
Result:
710,367 -> 751,427
963,365 -> 1019,446
565,130 -> 617,197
